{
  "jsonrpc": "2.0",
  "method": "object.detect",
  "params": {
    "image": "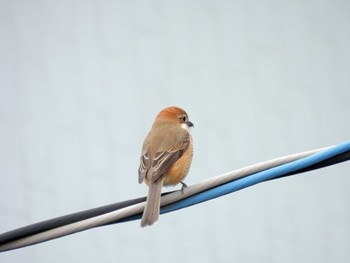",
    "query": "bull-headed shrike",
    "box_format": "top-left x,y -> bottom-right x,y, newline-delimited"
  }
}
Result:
138,107 -> 193,227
